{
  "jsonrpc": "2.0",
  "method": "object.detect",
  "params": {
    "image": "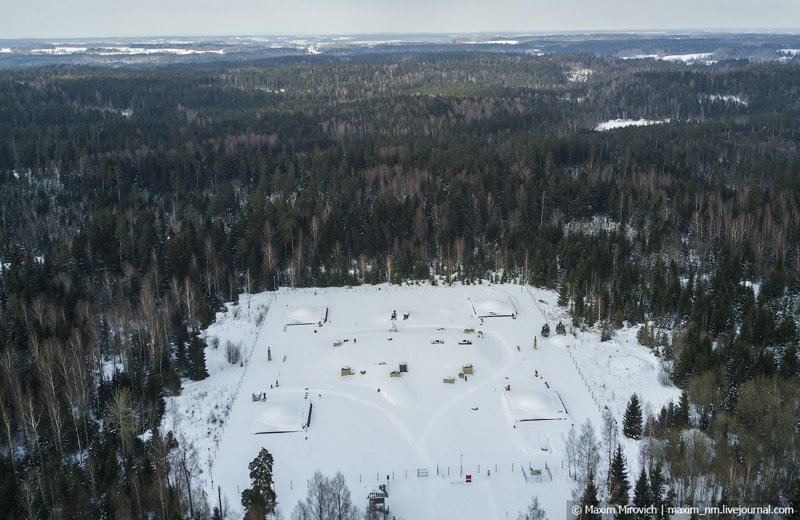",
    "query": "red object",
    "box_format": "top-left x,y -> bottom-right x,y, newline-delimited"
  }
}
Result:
465,474 -> 472,483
